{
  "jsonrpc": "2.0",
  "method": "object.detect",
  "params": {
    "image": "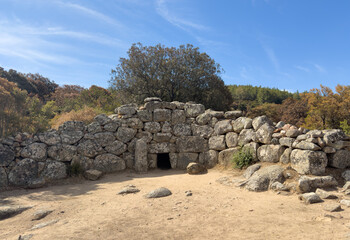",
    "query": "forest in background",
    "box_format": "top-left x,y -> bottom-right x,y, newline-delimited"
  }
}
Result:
1,66 -> 350,138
